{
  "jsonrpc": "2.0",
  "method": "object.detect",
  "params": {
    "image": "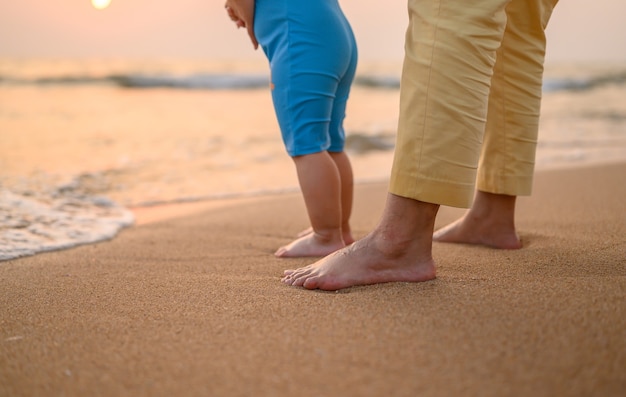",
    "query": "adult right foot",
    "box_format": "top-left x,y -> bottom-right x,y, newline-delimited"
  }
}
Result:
282,193 -> 439,290
282,229 -> 436,290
